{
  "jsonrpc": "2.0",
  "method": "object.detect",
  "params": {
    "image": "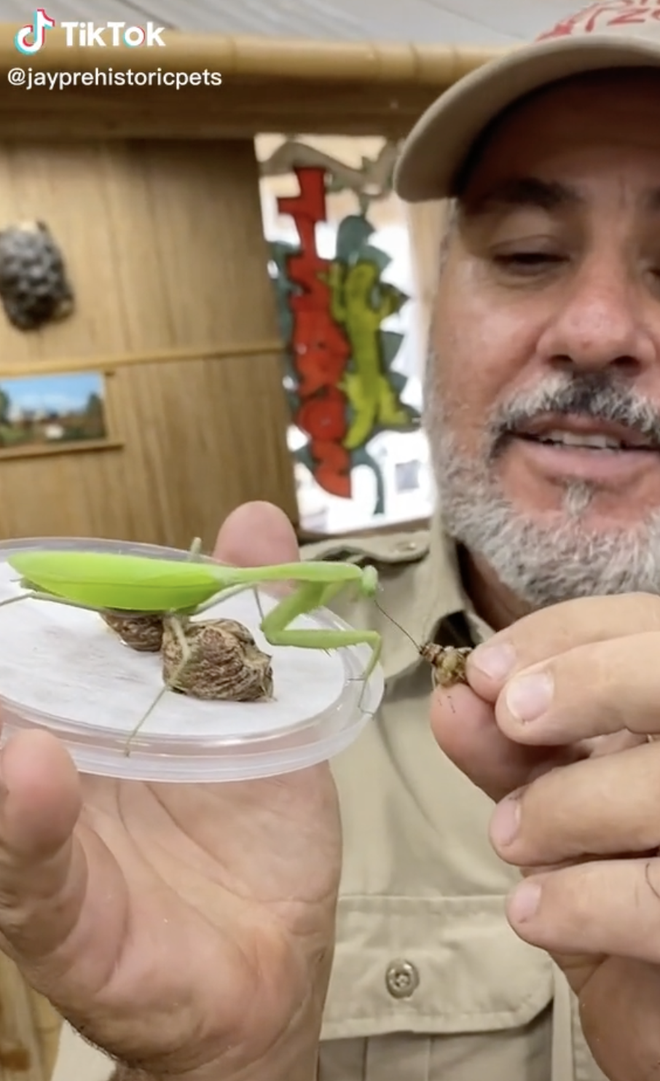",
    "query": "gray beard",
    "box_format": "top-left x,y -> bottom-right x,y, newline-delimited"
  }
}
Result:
424,362 -> 660,608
